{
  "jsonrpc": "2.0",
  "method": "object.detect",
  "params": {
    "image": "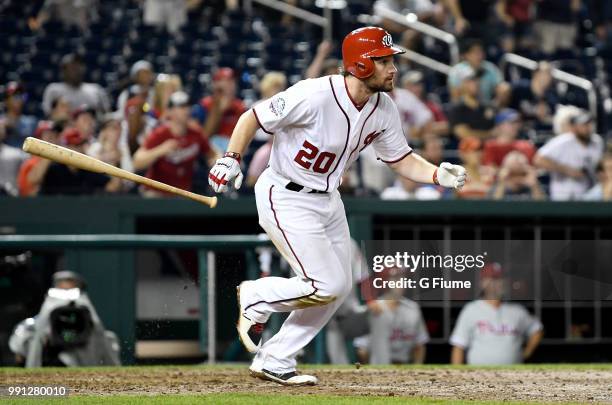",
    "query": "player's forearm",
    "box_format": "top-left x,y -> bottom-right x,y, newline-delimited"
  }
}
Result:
27,159 -> 52,186
444,0 -> 463,19
389,153 -> 438,185
533,154 -> 569,176
523,330 -> 543,360
226,110 -> 259,156
451,346 -> 465,365
133,147 -> 164,171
